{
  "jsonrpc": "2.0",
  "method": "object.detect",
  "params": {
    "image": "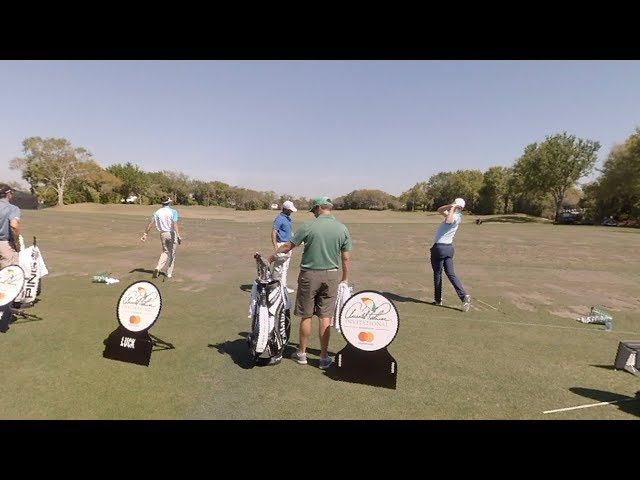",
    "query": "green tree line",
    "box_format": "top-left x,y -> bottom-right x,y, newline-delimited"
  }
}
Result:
6,130 -> 640,222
